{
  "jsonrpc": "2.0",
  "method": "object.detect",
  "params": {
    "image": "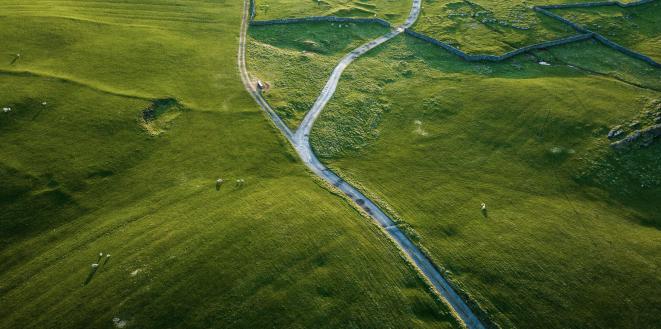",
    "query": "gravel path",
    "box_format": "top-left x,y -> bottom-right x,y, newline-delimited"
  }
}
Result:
238,1 -> 486,328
